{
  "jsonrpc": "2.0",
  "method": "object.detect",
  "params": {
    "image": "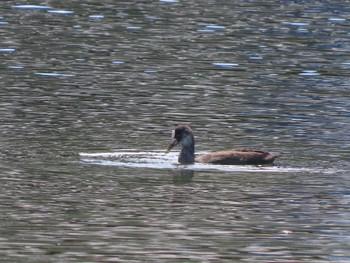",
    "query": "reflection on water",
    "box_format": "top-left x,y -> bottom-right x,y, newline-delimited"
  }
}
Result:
1,0 -> 350,262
